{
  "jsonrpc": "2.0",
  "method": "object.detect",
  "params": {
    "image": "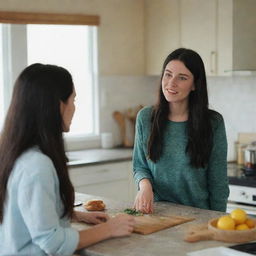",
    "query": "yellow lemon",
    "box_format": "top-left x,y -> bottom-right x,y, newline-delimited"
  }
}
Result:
236,224 -> 250,230
230,208 -> 247,225
217,215 -> 235,230
245,218 -> 255,229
